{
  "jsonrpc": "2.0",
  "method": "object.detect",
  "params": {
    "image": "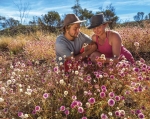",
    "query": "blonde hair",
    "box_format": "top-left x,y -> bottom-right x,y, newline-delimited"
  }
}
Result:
105,23 -> 110,31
